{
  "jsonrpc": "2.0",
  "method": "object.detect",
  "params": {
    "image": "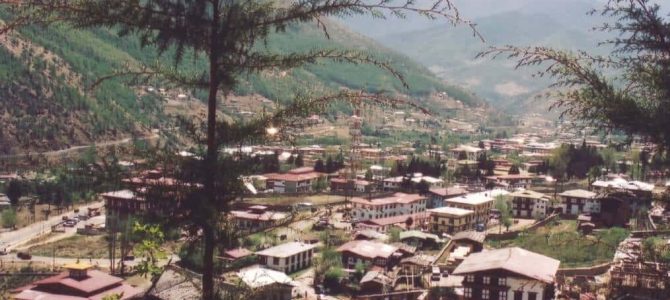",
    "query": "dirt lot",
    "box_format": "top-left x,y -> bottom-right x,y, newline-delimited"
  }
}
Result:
246,194 -> 345,206
27,235 -> 120,259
